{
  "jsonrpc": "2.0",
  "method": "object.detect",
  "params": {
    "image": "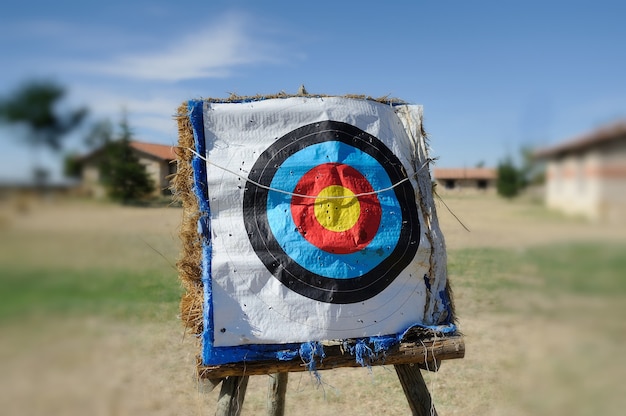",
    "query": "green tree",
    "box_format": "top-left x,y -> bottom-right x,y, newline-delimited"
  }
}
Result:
64,118 -> 116,180
496,157 -> 522,198
519,145 -> 545,186
0,80 -> 87,184
84,118 -> 114,149
63,153 -> 82,179
99,113 -> 154,203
